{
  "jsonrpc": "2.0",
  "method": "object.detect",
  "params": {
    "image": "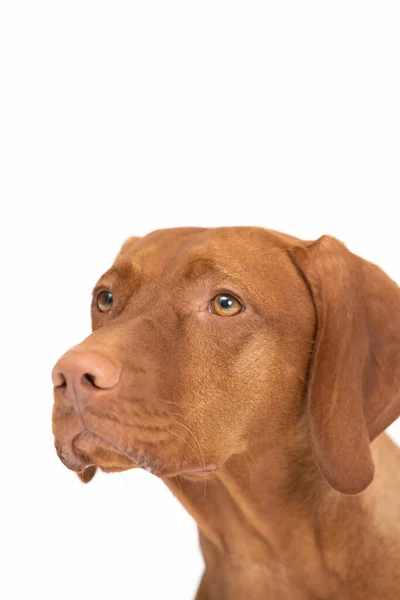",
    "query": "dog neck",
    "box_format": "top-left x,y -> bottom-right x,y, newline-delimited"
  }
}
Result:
164,423 -> 373,599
